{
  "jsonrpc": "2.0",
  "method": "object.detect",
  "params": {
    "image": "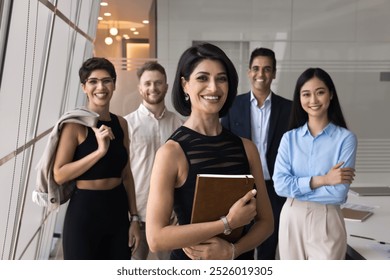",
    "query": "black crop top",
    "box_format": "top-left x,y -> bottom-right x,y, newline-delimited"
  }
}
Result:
73,113 -> 128,180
